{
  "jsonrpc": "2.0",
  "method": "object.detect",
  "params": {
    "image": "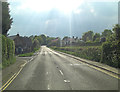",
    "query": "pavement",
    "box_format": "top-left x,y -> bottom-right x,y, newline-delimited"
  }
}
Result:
2,46 -> 119,90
